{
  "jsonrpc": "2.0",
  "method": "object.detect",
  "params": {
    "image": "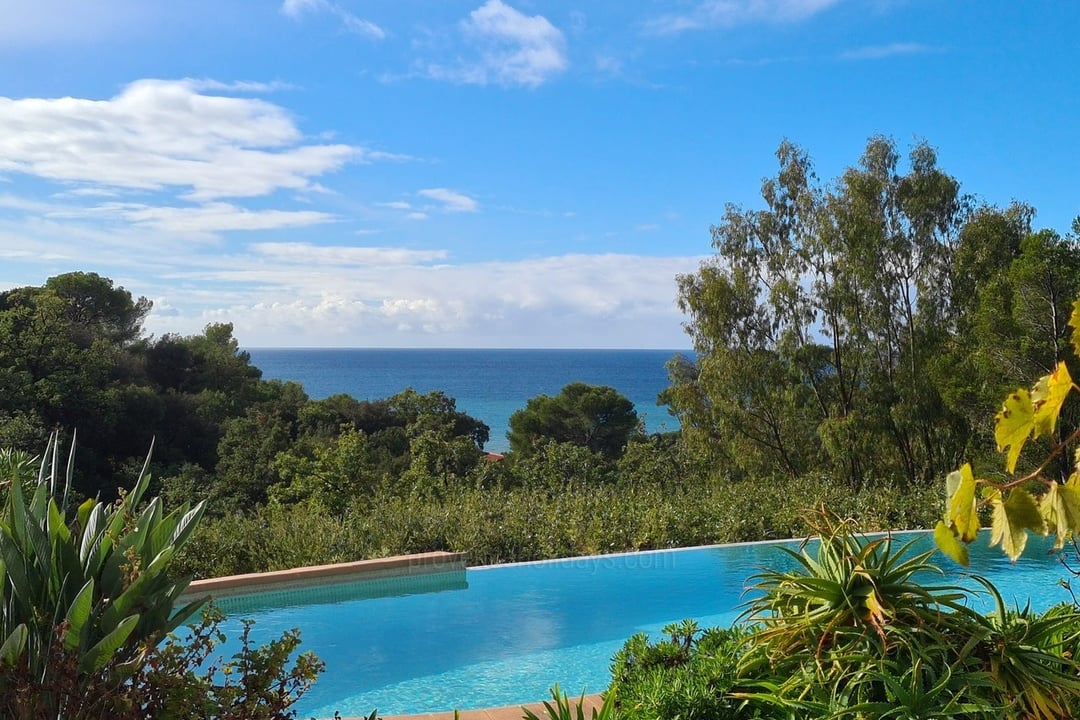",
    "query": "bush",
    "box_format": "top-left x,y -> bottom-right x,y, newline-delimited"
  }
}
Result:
0,436 -> 323,719
608,621 -> 758,720
175,474 -> 942,579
